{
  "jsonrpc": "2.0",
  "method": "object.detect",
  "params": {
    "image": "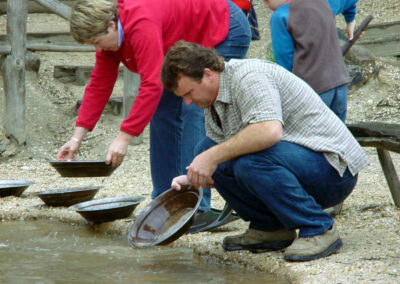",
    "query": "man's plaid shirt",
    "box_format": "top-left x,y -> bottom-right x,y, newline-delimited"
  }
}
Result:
206,59 -> 369,176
